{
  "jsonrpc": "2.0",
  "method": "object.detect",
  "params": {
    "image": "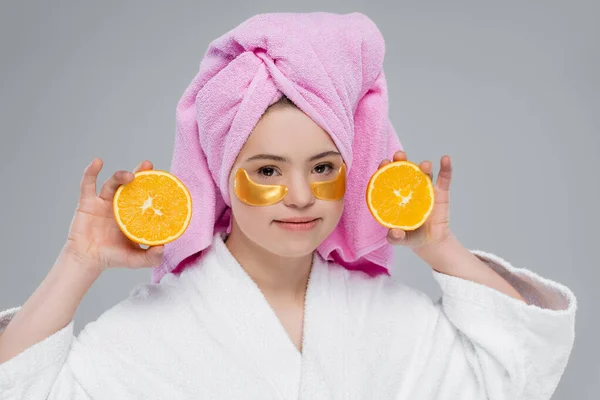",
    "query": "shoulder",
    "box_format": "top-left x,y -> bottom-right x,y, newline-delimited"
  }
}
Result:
75,271 -> 195,349
323,260 -> 445,358
325,260 -> 439,320
65,270 -> 211,386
